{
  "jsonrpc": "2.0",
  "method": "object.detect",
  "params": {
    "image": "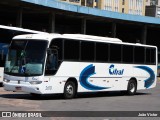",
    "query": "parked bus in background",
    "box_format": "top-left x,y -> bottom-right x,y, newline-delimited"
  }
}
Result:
0,25 -> 45,83
3,34 -> 157,99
